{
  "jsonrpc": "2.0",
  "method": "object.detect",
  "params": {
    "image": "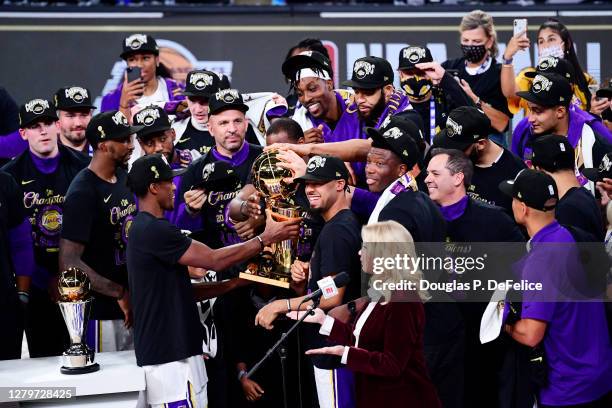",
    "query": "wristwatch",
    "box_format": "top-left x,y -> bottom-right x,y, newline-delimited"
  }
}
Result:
502,56 -> 513,65
238,369 -> 248,381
